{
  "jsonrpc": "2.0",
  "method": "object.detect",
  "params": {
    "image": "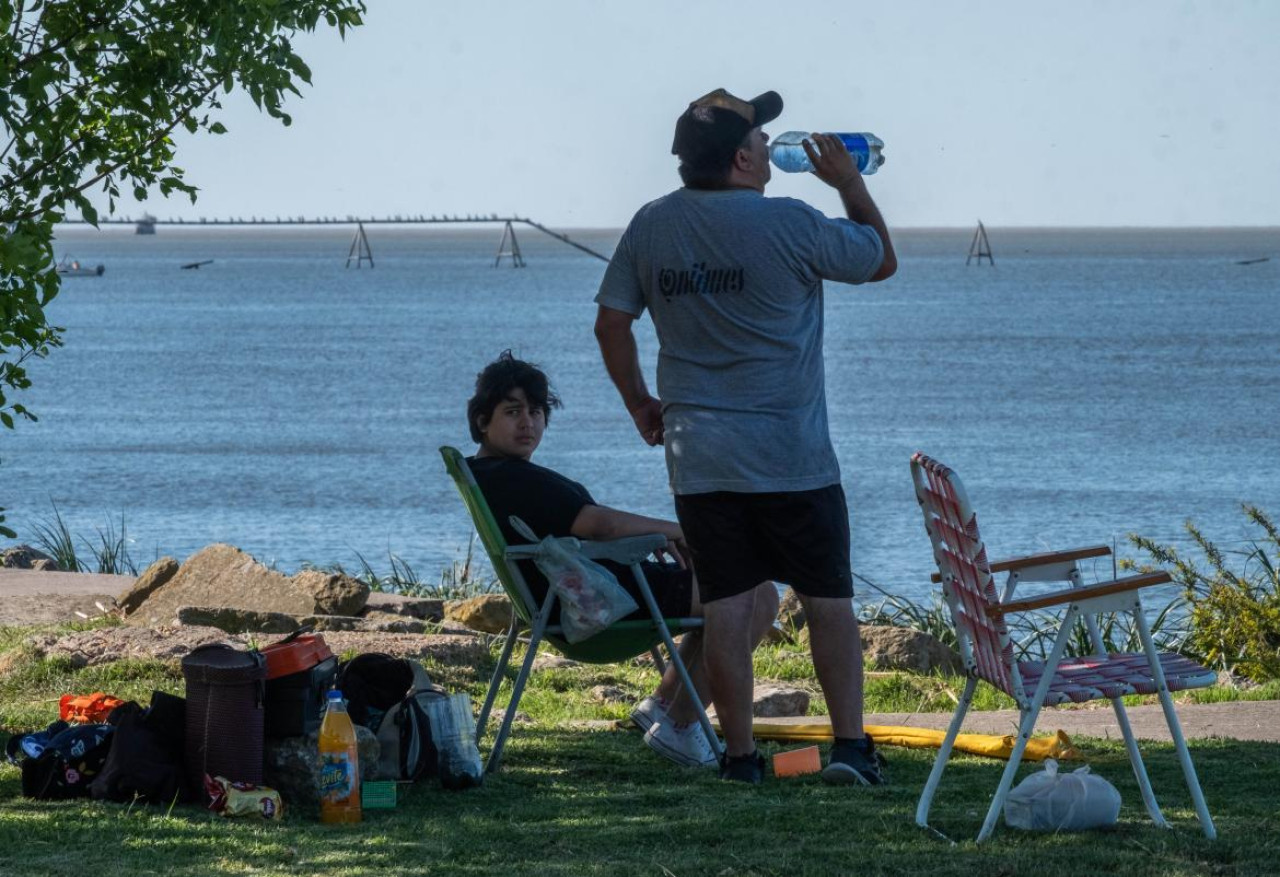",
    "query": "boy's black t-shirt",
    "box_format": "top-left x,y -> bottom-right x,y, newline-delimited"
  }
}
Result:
465,454 -> 694,622
467,455 -> 595,547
